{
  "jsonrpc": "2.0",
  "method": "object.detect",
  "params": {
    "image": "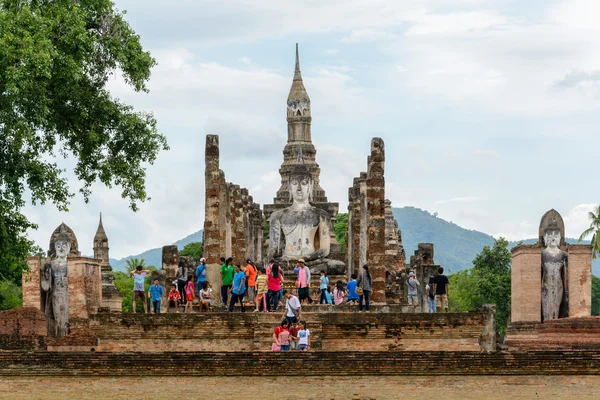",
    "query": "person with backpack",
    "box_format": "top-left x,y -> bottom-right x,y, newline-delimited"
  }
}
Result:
426,276 -> 437,313
356,264 -> 372,312
282,290 -> 301,327
407,271 -> 420,306
195,258 -> 207,298
228,264 -> 246,312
